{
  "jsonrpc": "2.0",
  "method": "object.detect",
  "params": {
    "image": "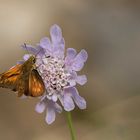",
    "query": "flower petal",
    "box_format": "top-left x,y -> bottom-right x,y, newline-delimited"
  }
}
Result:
60,37 -> 65,50
65,48 -> 77,66
76,75 -> 87,85
54,103 -> 62,113
23,54 -> 32,61
40,37 -> 52,53
21,44 -> 38,54
49,24 -> 65,58
45,102 -> 56,124
35,102 -> 46,113
58,95 -> 64,106
35,45 -> 46,57
71,49 -> 88,71
52,45 -> 64,59
66,87 -> 86,110
68,79 -> 76,87
52,38 -> 65,59
68,72 -> 77,87
71,87 -> 86,109
63,90 -> 75,111
50,24 -> 62,44
52,94 -> 58,102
